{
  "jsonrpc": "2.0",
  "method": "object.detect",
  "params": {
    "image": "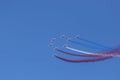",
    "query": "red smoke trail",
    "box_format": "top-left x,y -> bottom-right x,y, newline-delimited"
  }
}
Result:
54,45 -> 120,63
54,55 -> 113,63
